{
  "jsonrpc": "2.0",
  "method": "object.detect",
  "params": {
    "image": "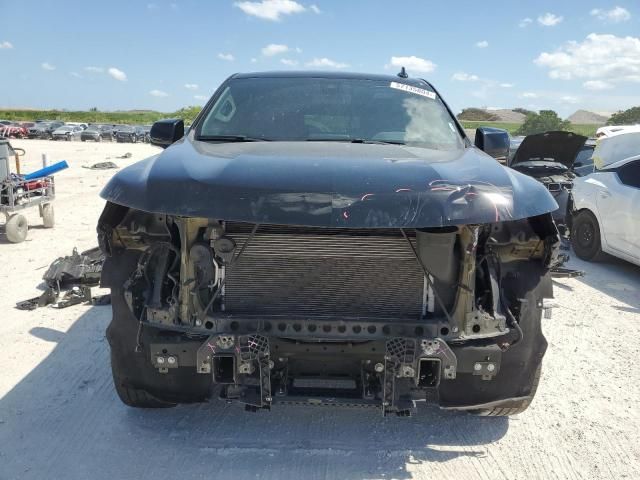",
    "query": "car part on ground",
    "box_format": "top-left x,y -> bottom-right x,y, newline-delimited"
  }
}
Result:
16,247 -> 108,310
83,161 -> 119,170
570,132 -> 640,267
509,131 -> 587,227
99,71 -> 559,417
